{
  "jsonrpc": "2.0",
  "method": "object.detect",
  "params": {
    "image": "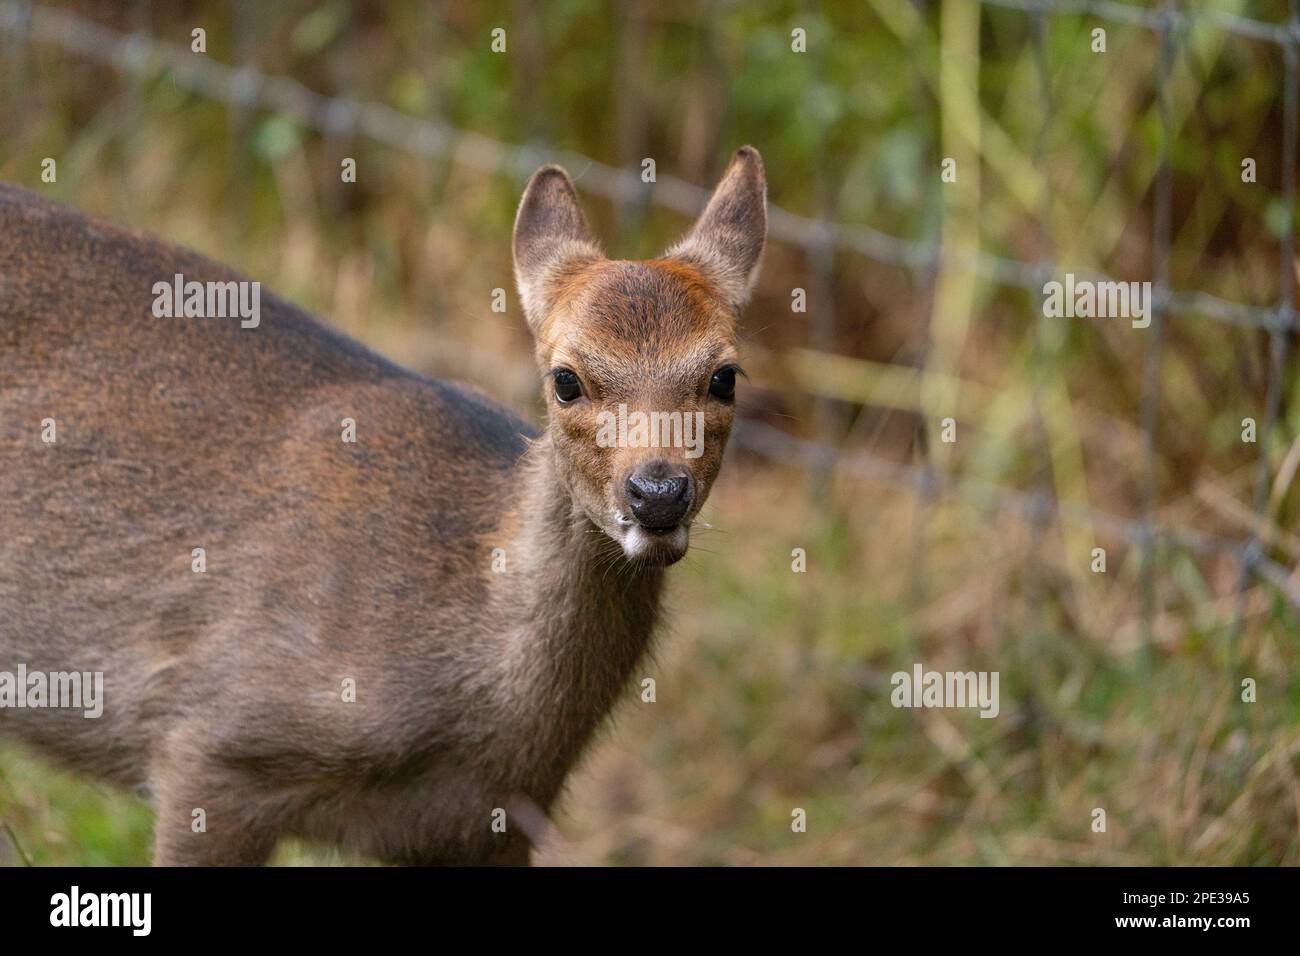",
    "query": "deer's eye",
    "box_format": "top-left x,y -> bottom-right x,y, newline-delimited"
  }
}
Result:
553,369 -> 583,404
709,366 -> 738,401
